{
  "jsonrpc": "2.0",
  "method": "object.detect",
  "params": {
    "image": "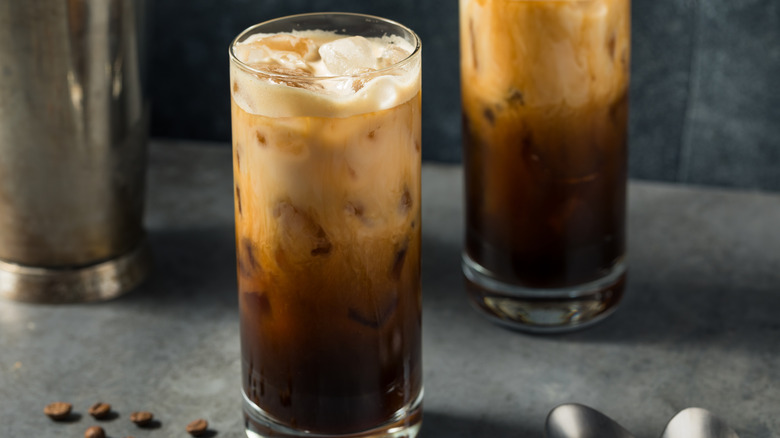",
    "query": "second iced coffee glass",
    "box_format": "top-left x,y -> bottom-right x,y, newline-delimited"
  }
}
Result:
460,0 -> 631,332
229,13 -> 422,438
